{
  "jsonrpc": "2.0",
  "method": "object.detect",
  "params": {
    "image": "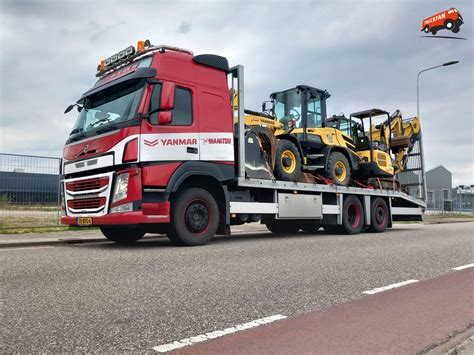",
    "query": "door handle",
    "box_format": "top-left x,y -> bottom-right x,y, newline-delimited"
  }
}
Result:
187,147 -> 198,154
